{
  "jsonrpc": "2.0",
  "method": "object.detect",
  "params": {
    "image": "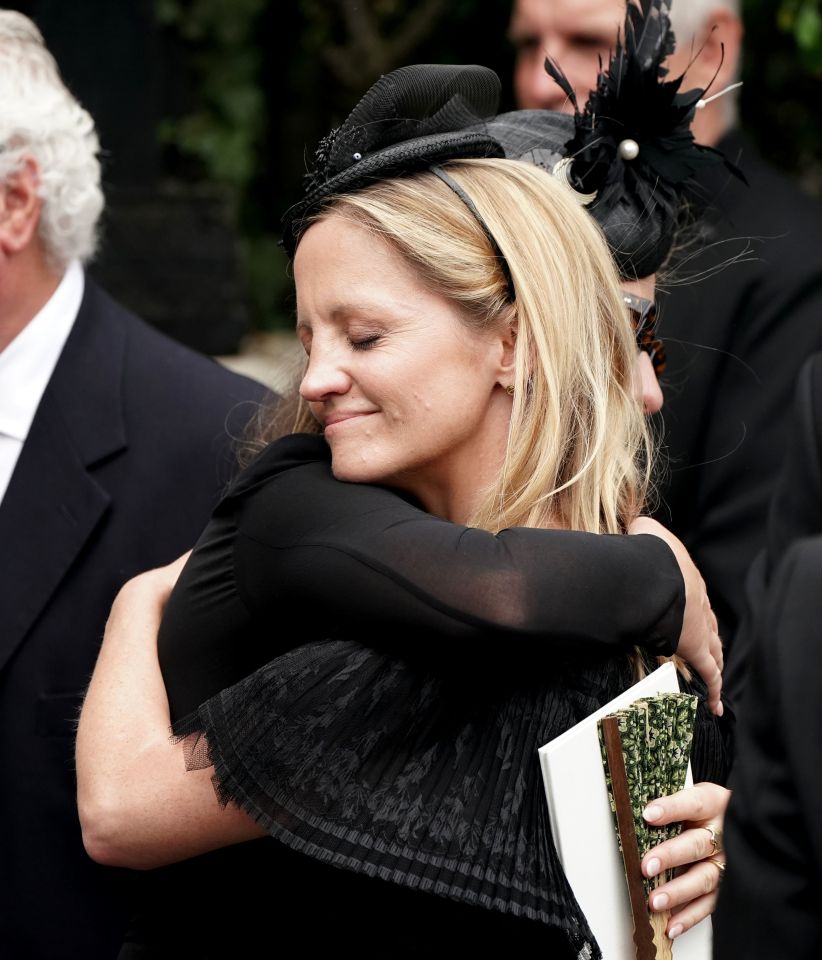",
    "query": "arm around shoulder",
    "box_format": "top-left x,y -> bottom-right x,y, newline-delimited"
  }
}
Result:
76,561 -> 265,870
